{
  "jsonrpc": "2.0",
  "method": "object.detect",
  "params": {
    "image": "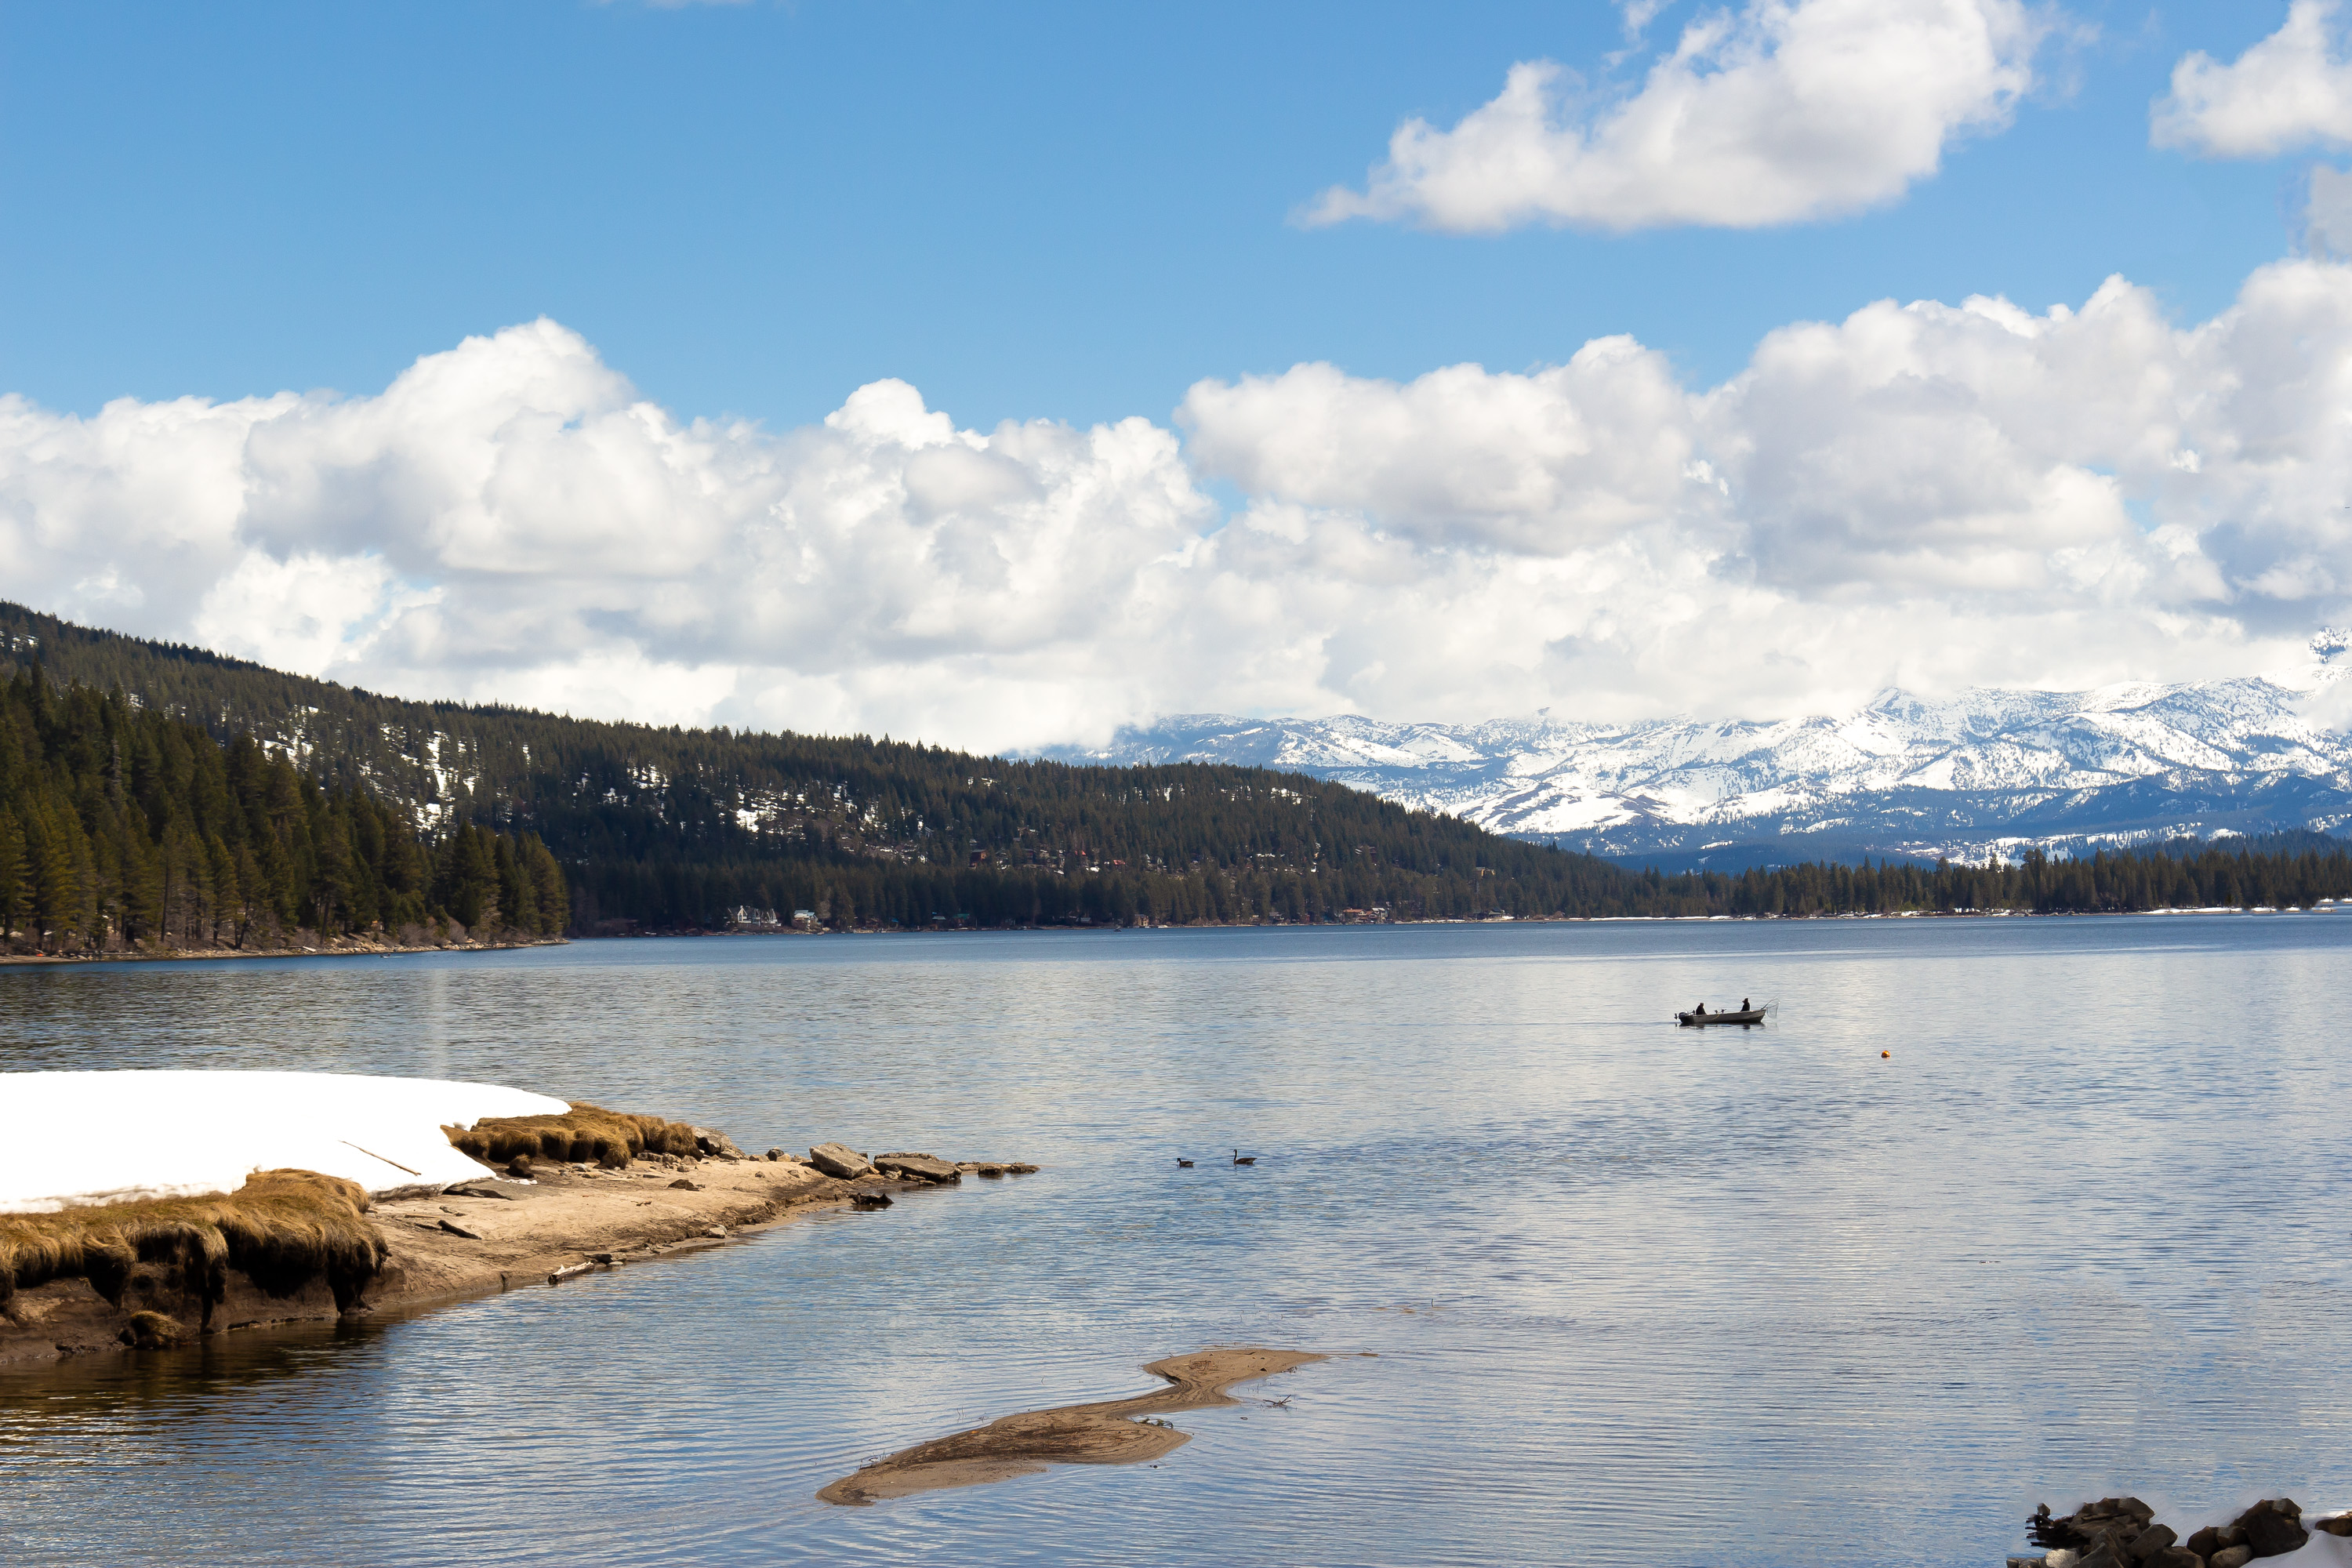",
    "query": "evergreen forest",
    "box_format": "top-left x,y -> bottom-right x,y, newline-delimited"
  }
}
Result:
5,601 -> 2351,935
0,669 -> 567,954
